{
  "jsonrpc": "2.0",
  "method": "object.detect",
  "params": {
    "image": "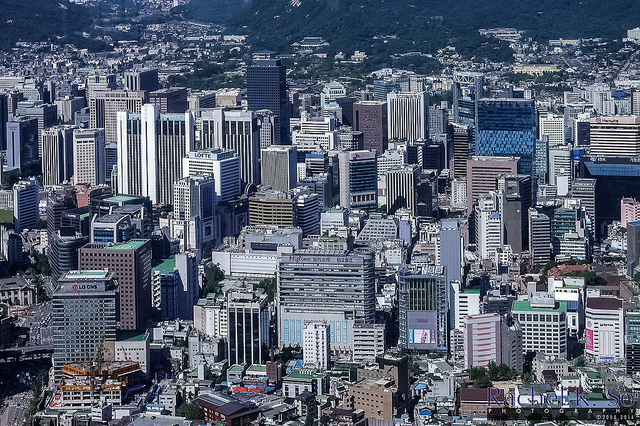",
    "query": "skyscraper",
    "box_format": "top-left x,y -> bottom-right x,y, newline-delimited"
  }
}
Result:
539,113 -> 565,147
476,98 -> 537,174
398,265 -> 448,351
498,174 -> 532,253
198,109 -> 261,186
228,290 -> 270,366
353,101 -> 388,155
183,148 -> 241,203
278,249 -> 375,356
451,123 -> 473,179
90,90 -> 146,145
475,193 -> 503,259
529,208 -> 552,268
385,164 -> 420,215
148,88 -> 189,114
52,270 -> 117,378
387,92 -> 429,143
246,57 -> 288,144
452,72 -> 483,127
6,116 -> 39,175
261,145 -> 297,191
117,105 -> 194,204
73,128 -> 106,185
41,125 -> 74,186
13,177 -> 39,232
338,150 -> 378,212
169,175 -> 216,255
439,219 -> 462,285
589,115 -> 640,158
0,93 -> 7,151
15,100 -> 57,157
79,240 -> 153,330
466,156 -> 519,213
124,68 -> 159,92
